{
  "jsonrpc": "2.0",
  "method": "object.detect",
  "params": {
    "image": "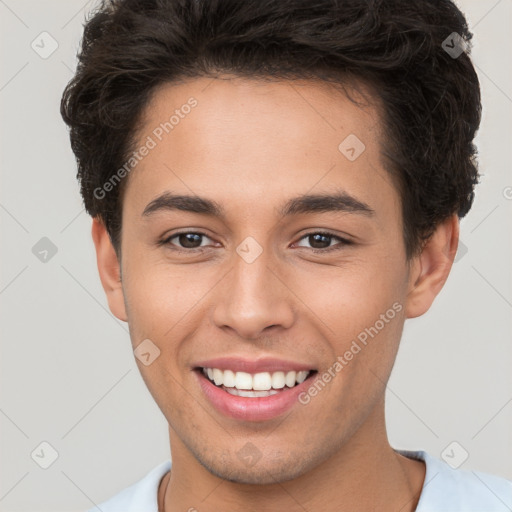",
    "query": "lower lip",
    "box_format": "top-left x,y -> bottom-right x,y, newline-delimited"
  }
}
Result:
194,369 -> 317,422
